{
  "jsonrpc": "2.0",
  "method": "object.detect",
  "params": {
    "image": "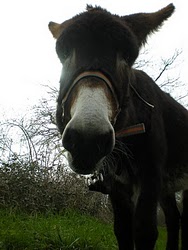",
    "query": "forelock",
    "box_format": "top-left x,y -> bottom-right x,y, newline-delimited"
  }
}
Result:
56,9 -> 139,65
